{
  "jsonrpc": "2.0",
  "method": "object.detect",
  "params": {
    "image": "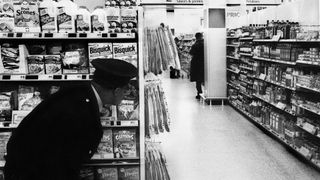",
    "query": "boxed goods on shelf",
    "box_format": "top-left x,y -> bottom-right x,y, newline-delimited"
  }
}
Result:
120,7 -> 137,33
92,129 -> 114,159
39,0 -> 58,33
96,167 -> 118,180
13,0 -> 41,32
113,129 -> 137,158
75,6 -> 91,33
119,166 -> 139,180
0,44 -> 28,74
0,132 -> 11,165
113,43 -> 137,67
106,7 -> 121,33
0,91 -> 13,123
